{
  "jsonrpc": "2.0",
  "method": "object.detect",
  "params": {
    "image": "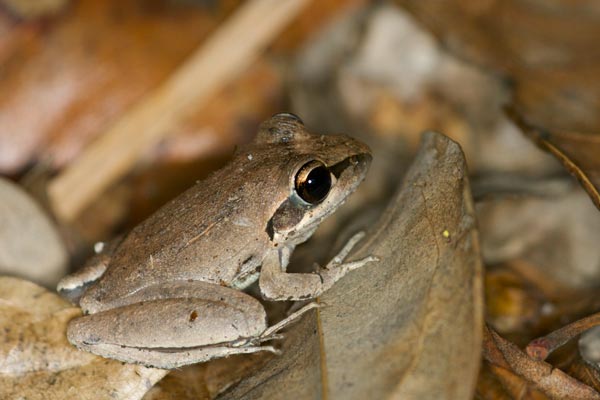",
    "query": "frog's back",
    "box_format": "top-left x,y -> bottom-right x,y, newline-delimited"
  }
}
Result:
78,112 -> 368,309
84,155 -> 284,307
